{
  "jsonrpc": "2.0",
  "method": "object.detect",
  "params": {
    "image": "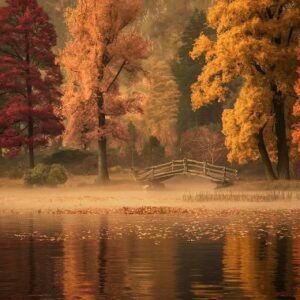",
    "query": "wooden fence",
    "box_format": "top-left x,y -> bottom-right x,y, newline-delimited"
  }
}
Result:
132,159 -> 238,184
